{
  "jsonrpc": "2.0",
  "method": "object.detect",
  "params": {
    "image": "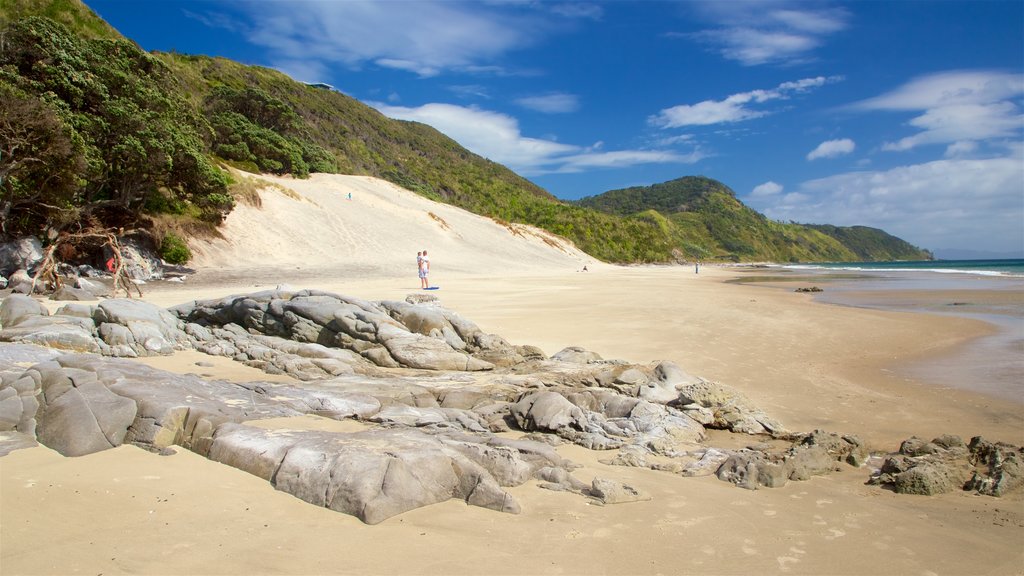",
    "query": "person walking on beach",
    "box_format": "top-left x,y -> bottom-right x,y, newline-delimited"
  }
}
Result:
419,249 -> 430,288
416,251 -> 423,285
